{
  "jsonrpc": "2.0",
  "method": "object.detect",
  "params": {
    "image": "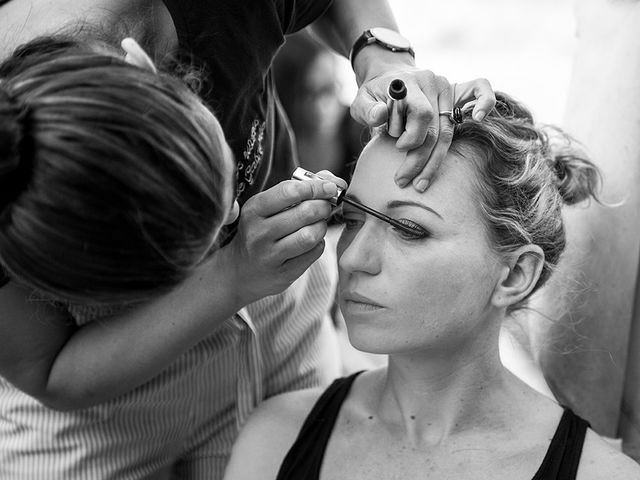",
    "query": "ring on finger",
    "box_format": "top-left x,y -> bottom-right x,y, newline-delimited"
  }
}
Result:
438,107 -> 463,124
